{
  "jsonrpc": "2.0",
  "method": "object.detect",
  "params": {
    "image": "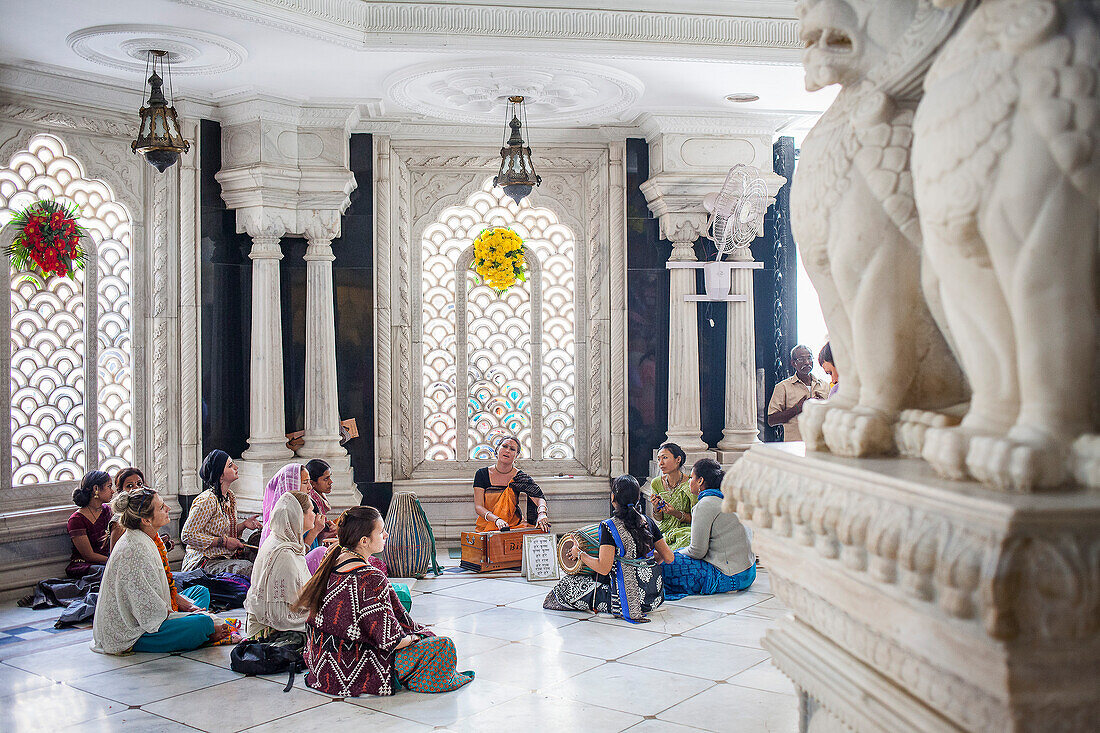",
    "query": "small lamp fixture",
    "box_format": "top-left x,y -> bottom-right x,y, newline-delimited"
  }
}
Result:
132,50 -> 190,173
493,96 -> 541,205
